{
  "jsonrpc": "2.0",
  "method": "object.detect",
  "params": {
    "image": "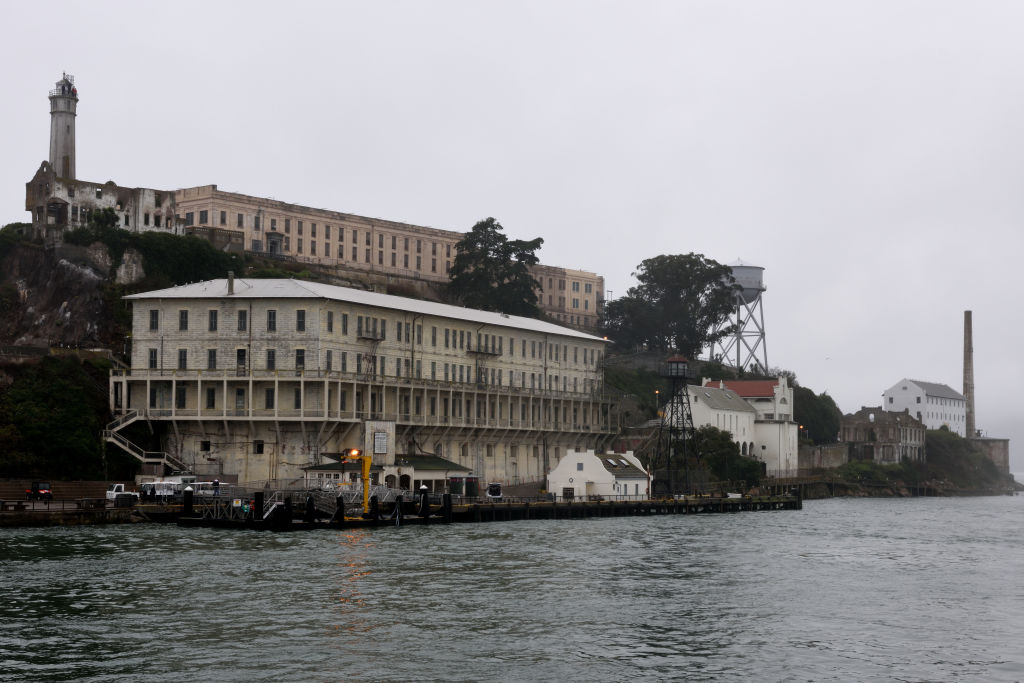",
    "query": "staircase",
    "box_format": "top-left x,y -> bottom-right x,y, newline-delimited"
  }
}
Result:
102,428 -> 189,472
